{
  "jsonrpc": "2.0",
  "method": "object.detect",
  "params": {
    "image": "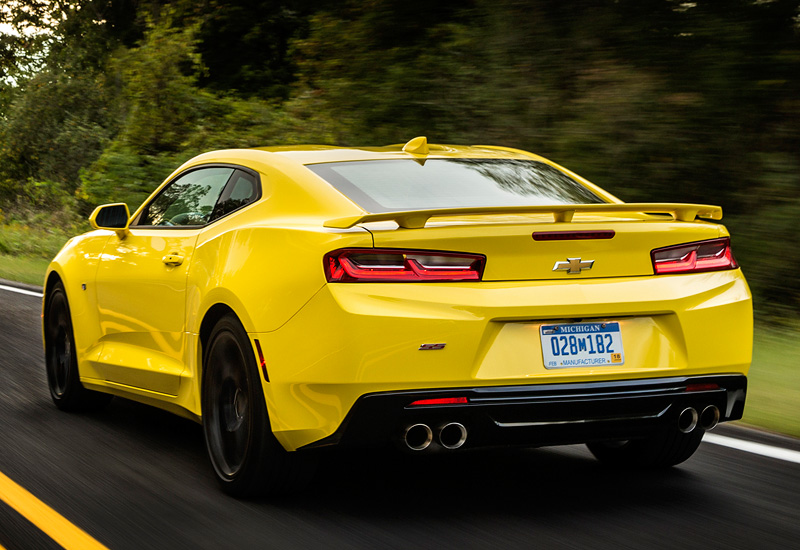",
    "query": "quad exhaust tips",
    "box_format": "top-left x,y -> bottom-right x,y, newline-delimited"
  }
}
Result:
678,407 -> 699,433
699,405 -> 720,431
678,405 -> 721,433
404,424 -> 433,451
403,422 -> 468,451
438,422 -> 468,450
